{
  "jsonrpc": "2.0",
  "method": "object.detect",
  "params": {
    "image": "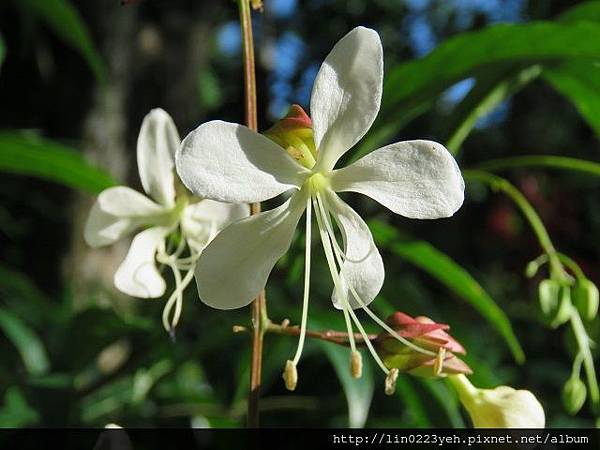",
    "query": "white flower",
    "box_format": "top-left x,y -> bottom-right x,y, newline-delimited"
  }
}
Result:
84,108 -> 247,332
449,374 -> 546,428
176,27 -> 464,383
